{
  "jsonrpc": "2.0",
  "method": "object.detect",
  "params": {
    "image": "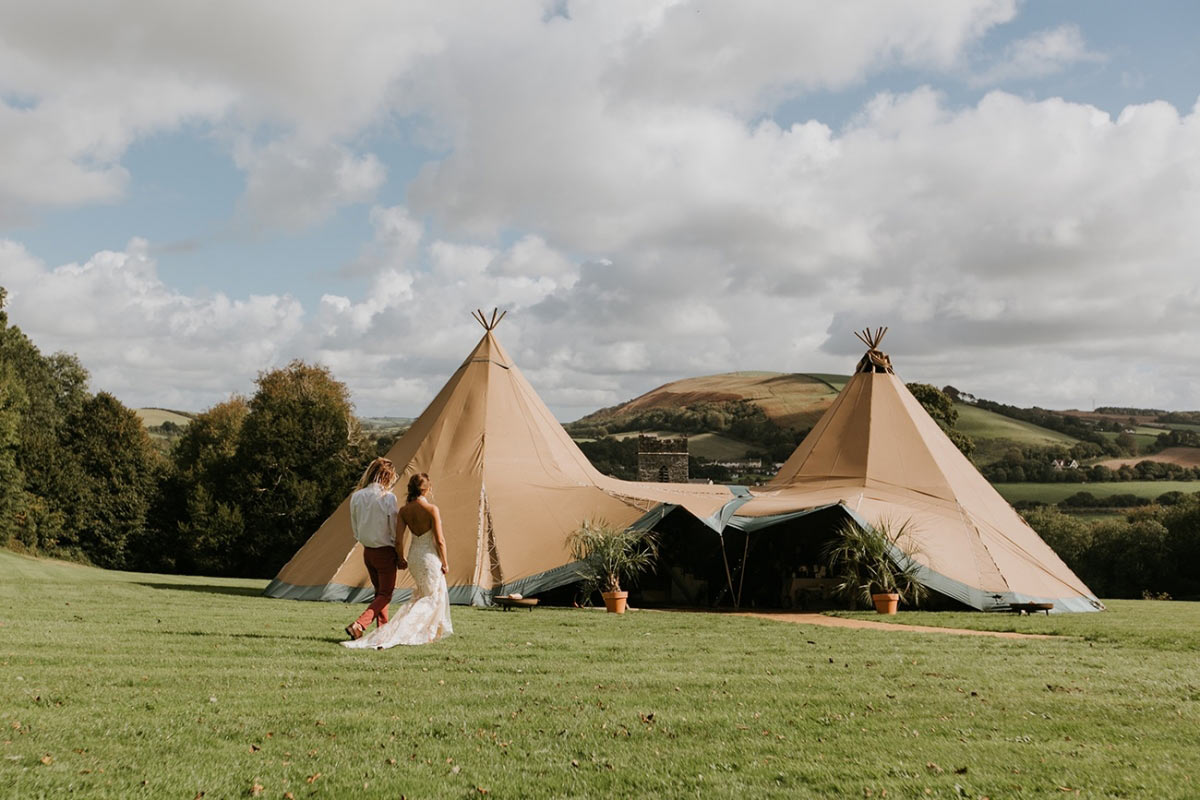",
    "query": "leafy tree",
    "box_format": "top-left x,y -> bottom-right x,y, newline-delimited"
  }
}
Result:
0,292 -> 26,546
231,361 -> 374,576
906,382 -> 974,457
906,382 -> 957,427
143,397 -> 249,573
0,288 -> 90,553
1114,432 -> 1138,455
1161,497 -> 1200,597
1021,507 -> 1094,569
61,392 -> 163,567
